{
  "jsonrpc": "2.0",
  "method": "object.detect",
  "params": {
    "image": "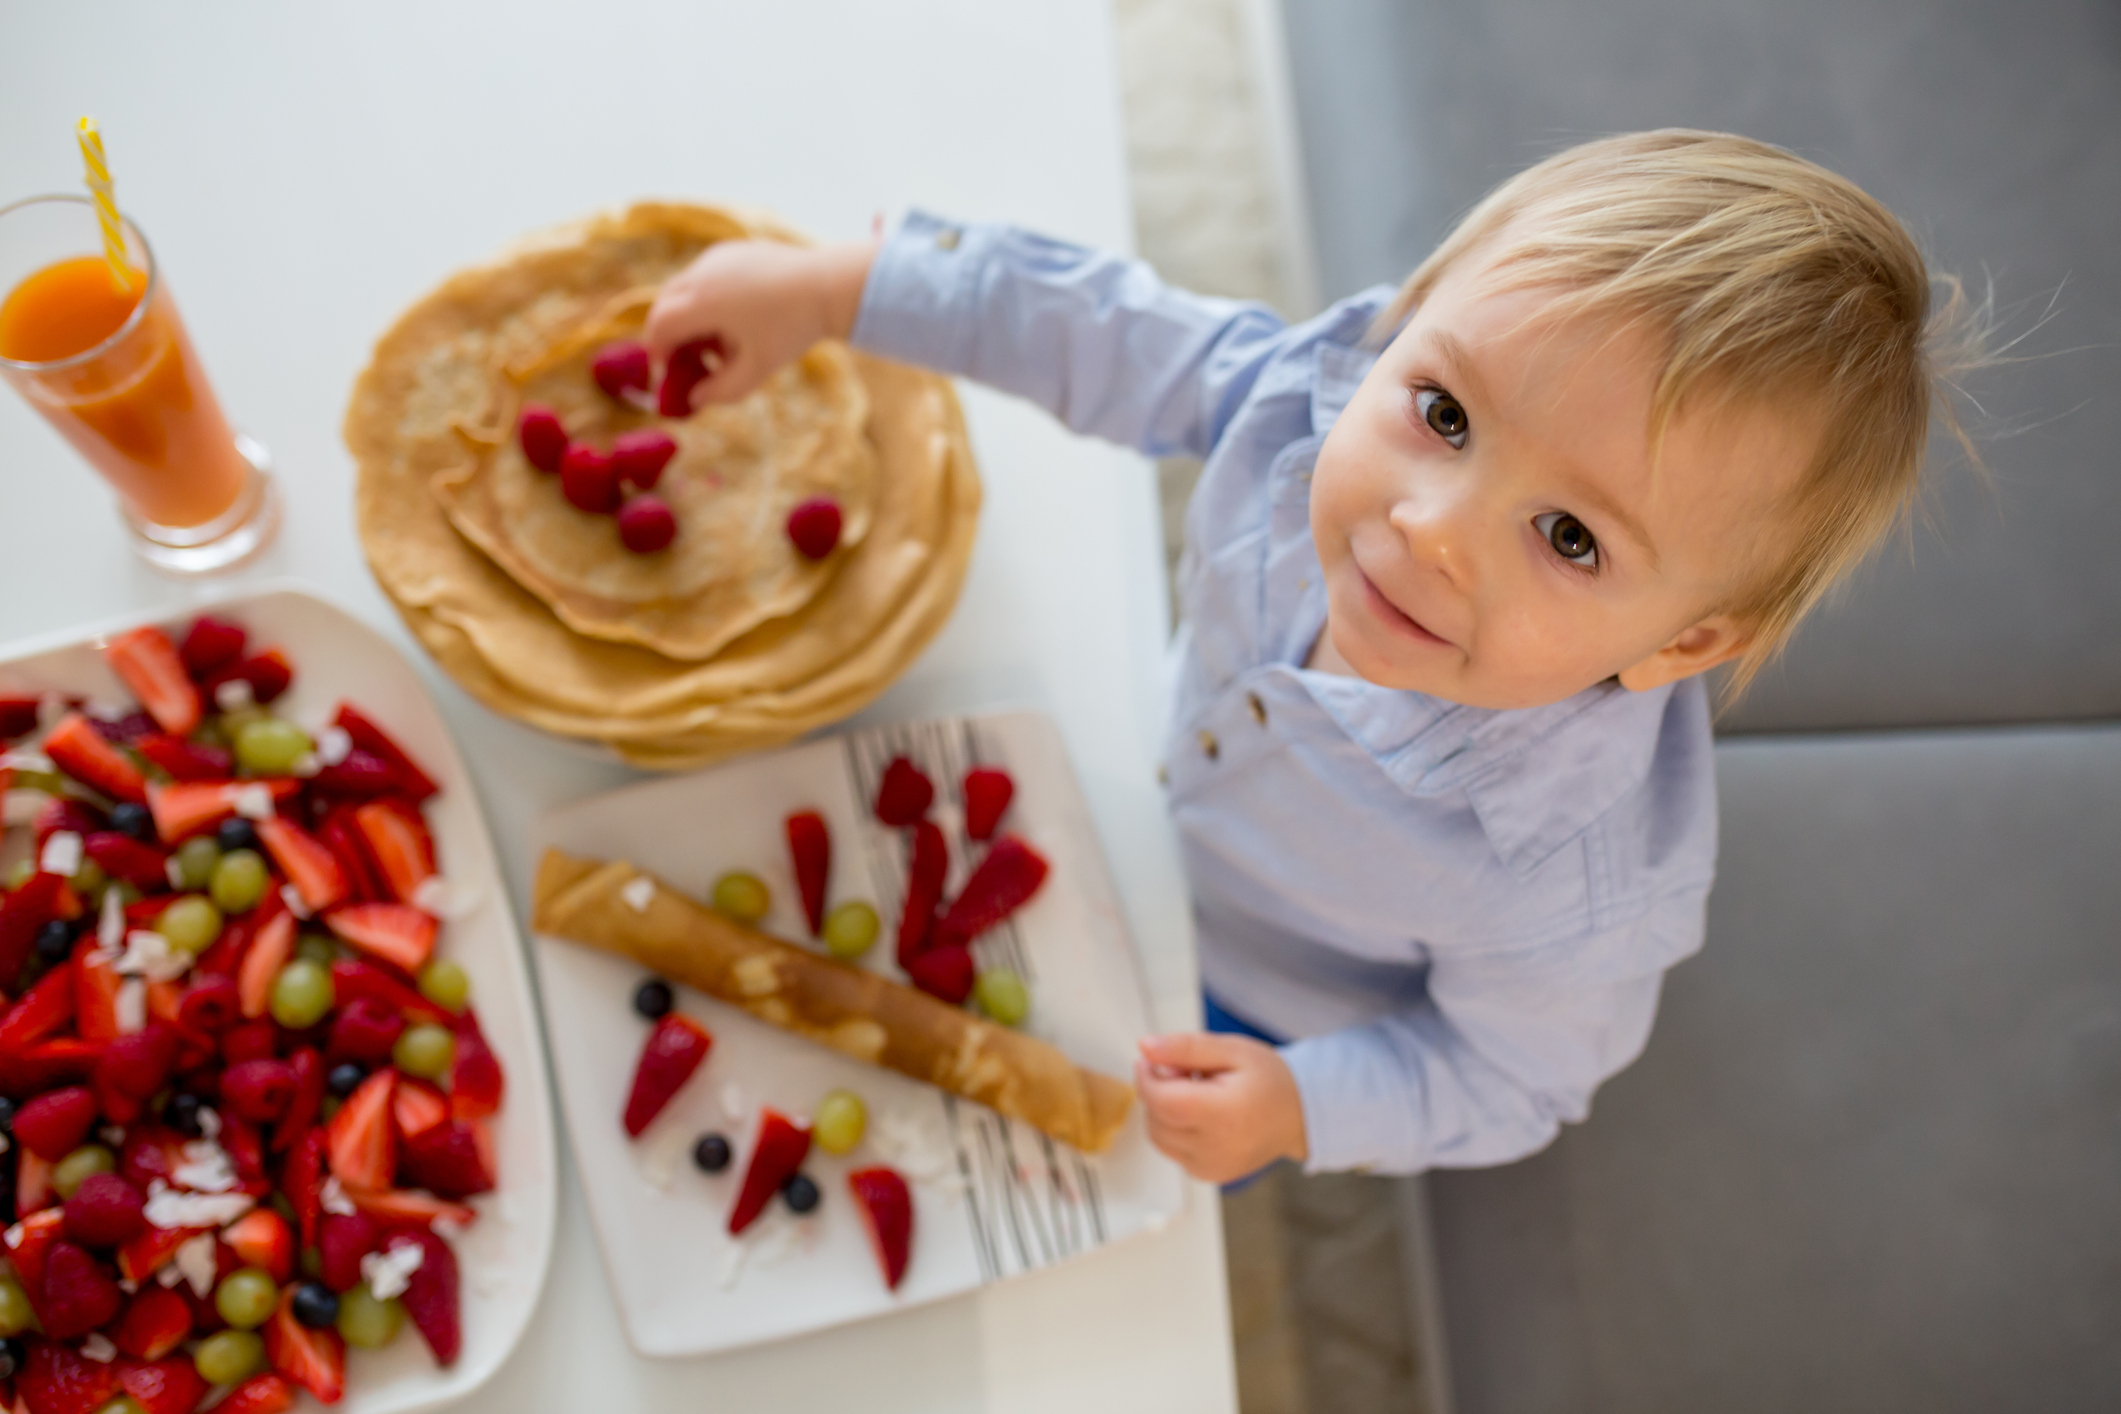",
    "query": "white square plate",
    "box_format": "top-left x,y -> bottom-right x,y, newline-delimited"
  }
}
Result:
531,709 -> 1186,1356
